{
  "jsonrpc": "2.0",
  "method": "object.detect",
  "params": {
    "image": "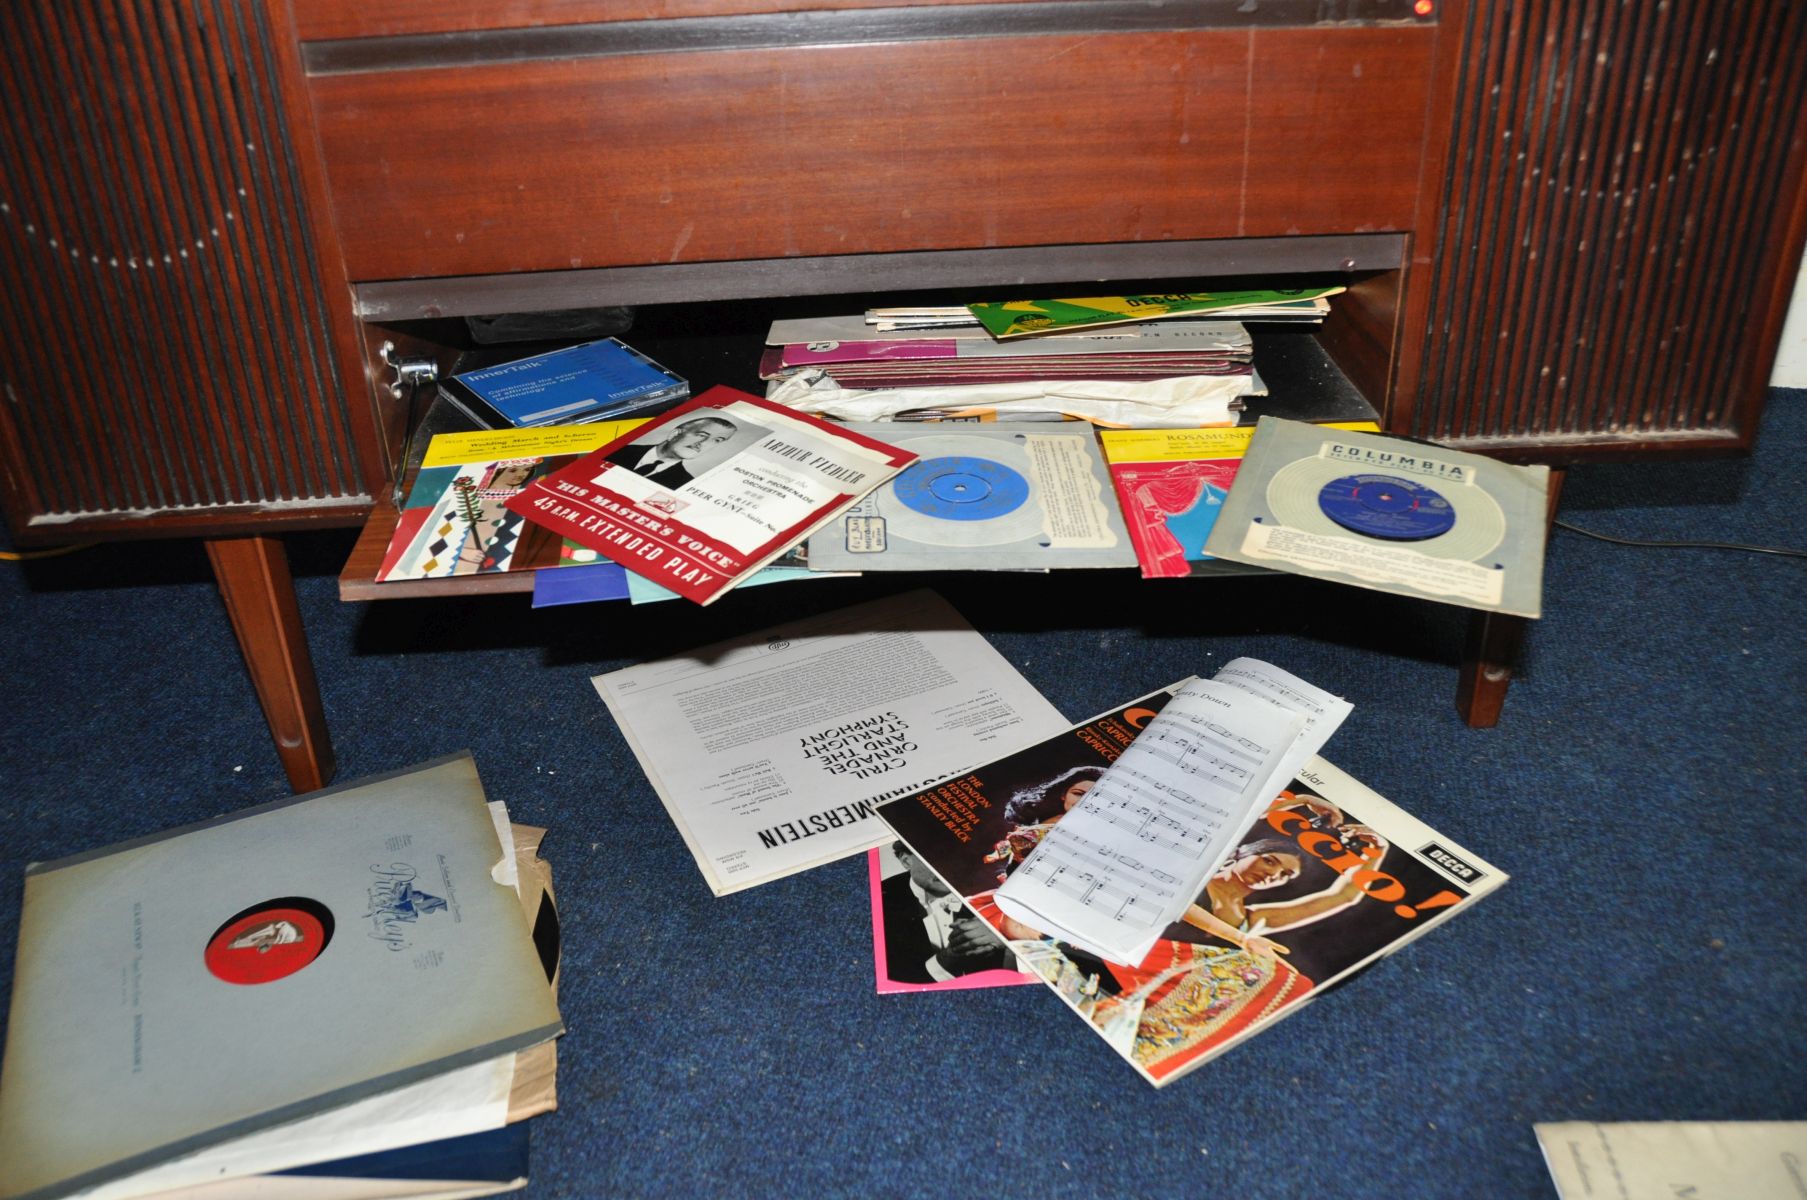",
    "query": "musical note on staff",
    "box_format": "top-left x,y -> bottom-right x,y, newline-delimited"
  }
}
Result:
1092,790 -> 1211,857
1214,661 -> 1345,723
1110,764 -> 1231,817
1138,745 -> 1241,793
1017,833 -> 1176,927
